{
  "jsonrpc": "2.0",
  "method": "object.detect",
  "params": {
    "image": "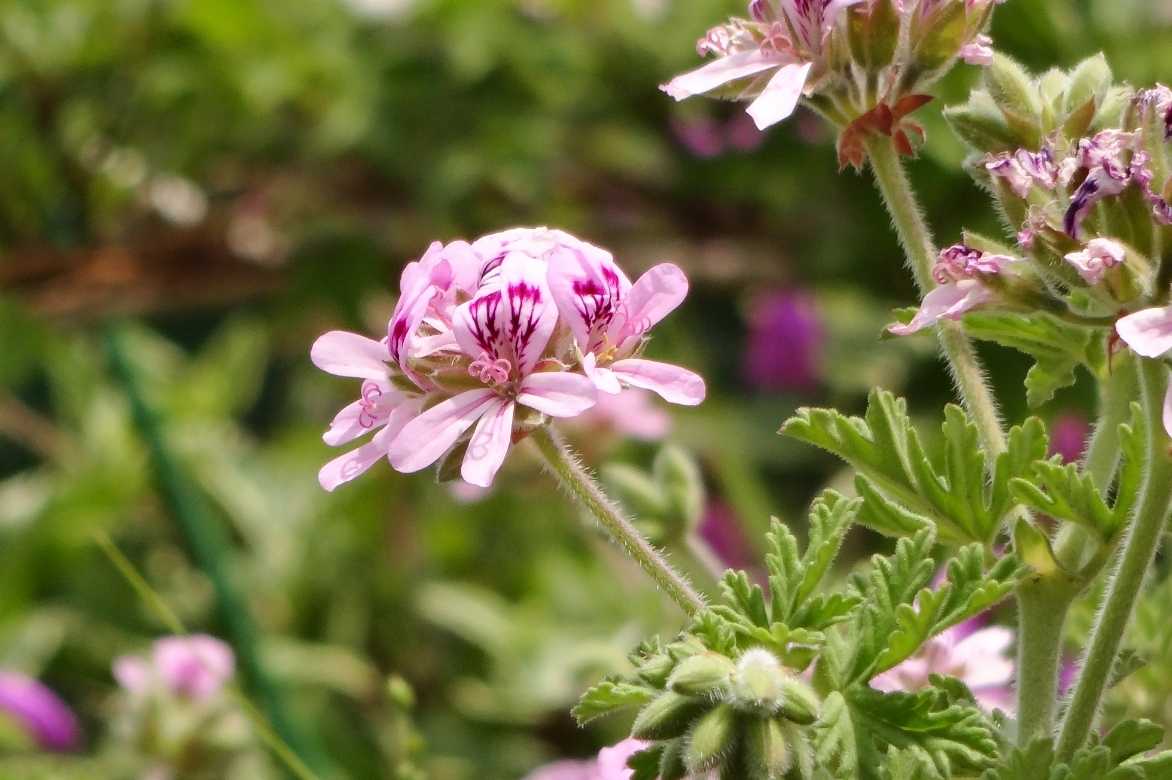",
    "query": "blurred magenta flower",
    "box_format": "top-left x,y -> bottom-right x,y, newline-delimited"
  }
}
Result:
699,501 -> 757,571
524,738 -> 648,780
1048,412 -> 1090,463
313,228 -> 705,489
114,635 -> 235,701
670,114 -> 765,158
871,618 -> 1015,713
0,671 -> 81,752
743,290 -> 823,392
